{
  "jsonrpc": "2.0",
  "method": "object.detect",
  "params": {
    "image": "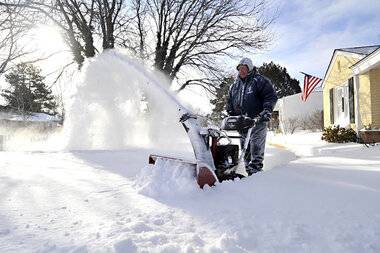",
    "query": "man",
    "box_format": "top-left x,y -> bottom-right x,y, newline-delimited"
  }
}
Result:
226,57 -> 278,176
